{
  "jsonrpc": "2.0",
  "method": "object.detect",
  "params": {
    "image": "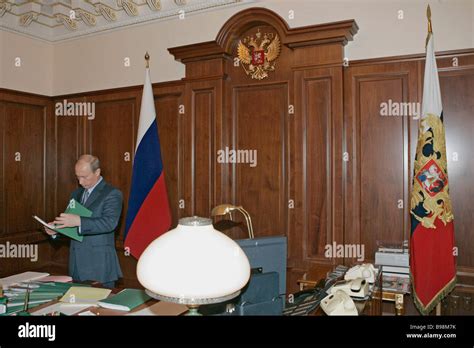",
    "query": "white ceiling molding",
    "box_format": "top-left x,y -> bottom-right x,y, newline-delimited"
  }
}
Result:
0,0 -> 253,42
